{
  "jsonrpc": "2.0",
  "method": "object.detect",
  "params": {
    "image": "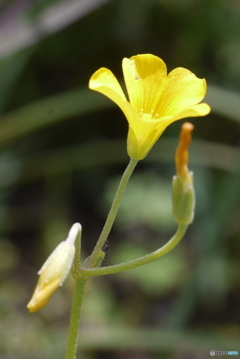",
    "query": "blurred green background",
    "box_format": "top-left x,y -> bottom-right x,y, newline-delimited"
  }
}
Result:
0,0 -> 240,358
